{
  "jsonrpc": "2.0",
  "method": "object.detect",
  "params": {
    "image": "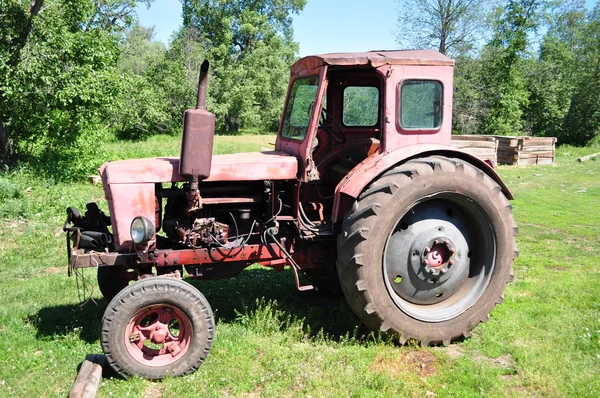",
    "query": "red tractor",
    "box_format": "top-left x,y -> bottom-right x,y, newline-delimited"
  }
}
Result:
64,50 -> 517,379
